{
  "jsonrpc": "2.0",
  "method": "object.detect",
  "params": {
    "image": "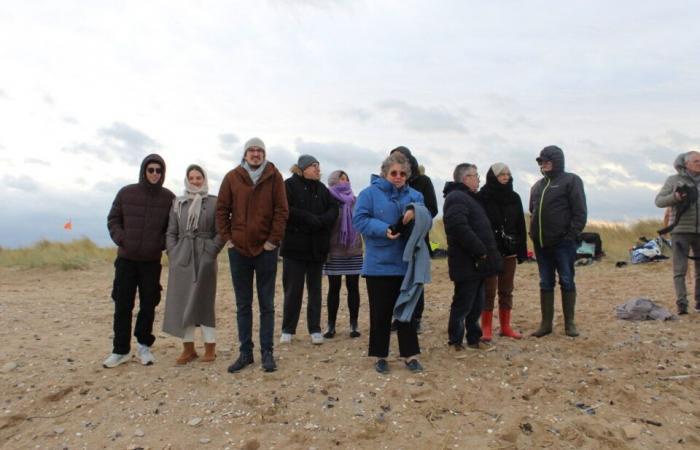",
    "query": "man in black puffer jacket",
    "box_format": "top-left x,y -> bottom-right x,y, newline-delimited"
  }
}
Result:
529,145 -> 587,338
443,163 -> 503,349
104,154 -> 175,368
280,155 -> 339,345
